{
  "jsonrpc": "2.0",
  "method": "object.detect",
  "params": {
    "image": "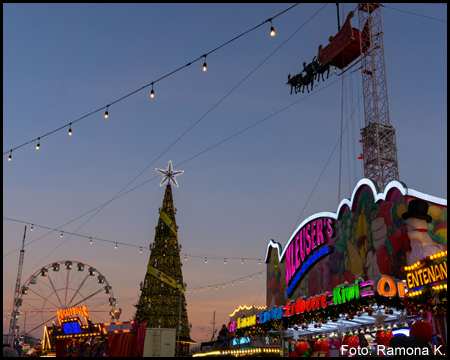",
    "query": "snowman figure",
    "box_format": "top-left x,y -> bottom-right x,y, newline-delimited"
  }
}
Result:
402,200 -> 446,265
